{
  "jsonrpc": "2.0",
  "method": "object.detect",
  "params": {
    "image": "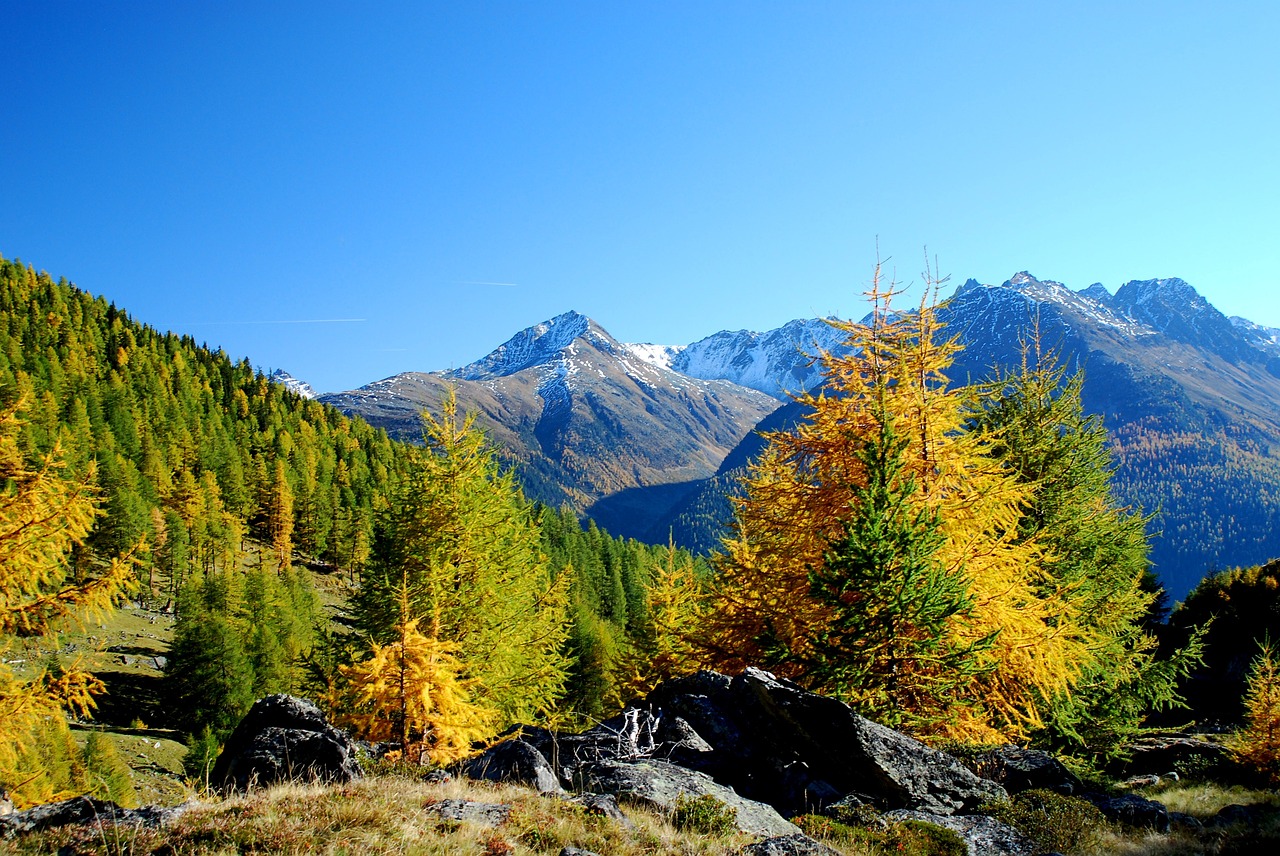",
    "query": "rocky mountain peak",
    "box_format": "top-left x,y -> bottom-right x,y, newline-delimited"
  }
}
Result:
447,310 -> 609,381
268,369 -> 317,399
1078,282 -> 1113,306
1110,278 -> 1246,360
669,317 -> 848,400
